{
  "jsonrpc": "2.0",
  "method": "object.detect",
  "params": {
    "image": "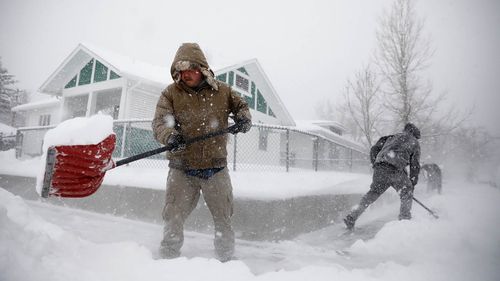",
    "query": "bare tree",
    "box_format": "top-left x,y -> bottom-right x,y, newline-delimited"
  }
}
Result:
314,98 -> 336,121
342,64 -> 384,148
375,0 -> 437,129
449,126 -> 500,183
